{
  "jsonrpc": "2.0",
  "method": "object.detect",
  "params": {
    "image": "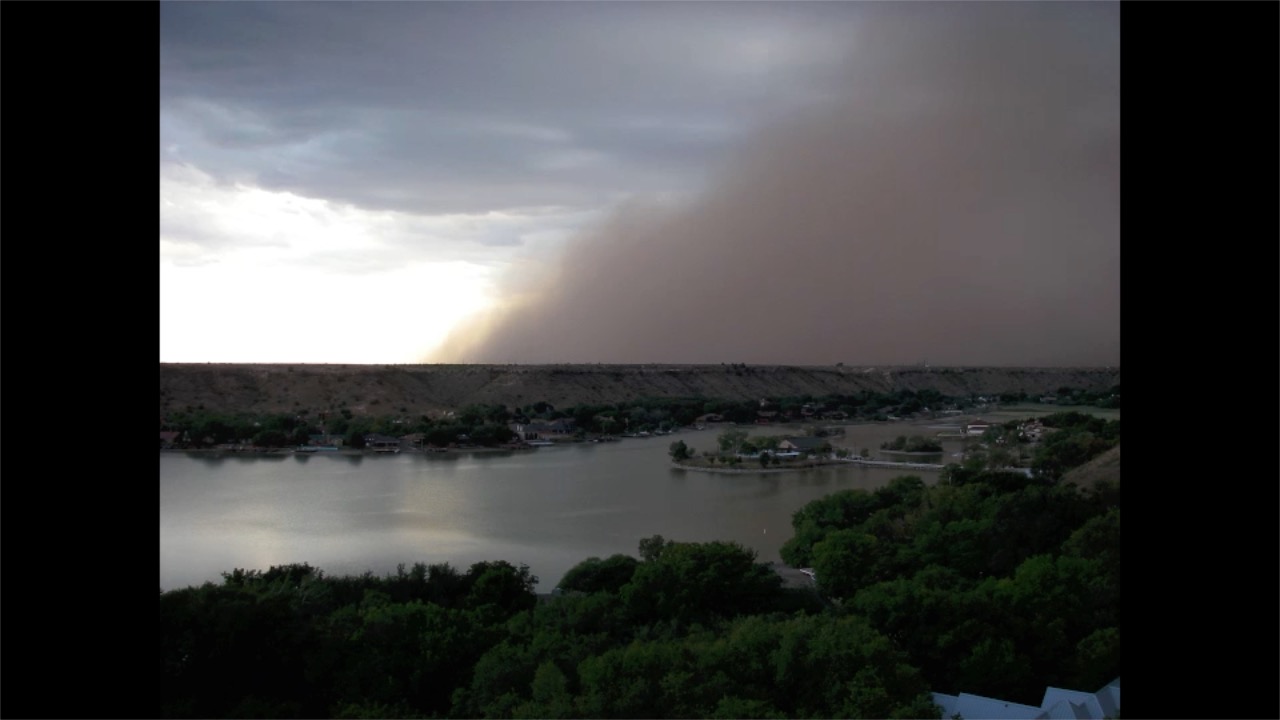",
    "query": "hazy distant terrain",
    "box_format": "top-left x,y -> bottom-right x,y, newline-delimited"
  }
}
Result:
159,364 -> 1119,418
